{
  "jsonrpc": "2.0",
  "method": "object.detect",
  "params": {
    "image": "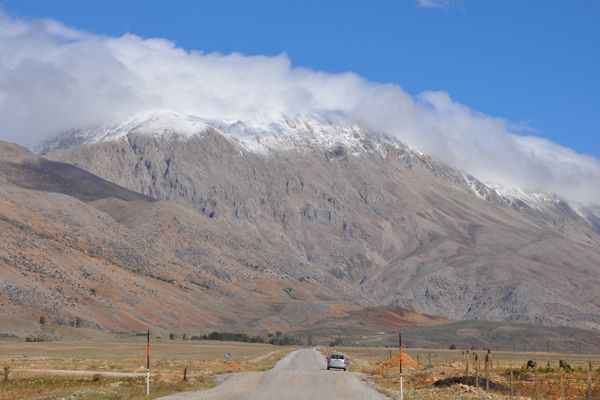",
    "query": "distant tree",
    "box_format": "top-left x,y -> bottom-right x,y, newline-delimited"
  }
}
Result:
194,331 -> 264,343
449,344 -> 457,350
39,316 -> 46,325
269,335 -> 302,346
169,333 -> 176,340
307,335 -> 313,347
